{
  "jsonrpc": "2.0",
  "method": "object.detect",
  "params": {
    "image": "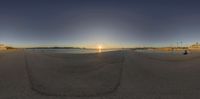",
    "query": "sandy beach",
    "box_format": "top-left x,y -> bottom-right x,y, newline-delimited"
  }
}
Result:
1,49 -> 200,99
